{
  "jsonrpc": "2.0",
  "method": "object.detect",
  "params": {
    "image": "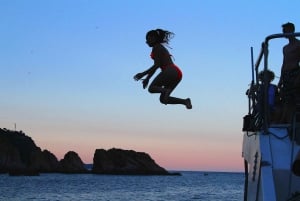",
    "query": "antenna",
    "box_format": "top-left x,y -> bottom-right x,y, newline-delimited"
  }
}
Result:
251,47 -> 254,82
